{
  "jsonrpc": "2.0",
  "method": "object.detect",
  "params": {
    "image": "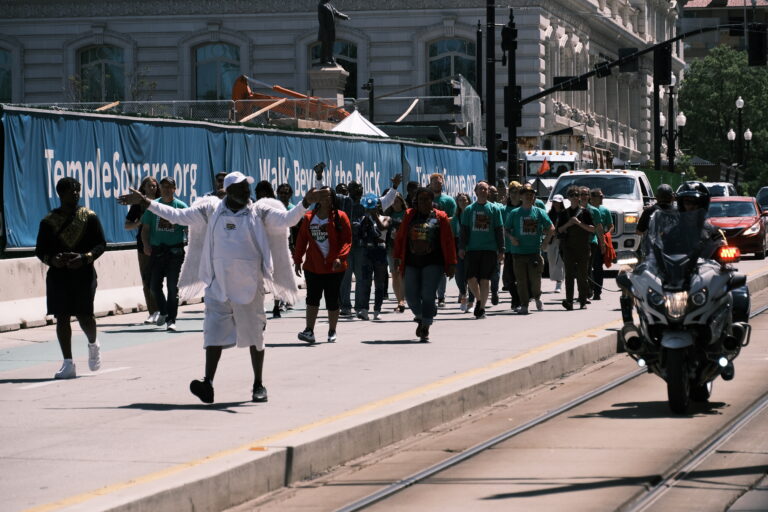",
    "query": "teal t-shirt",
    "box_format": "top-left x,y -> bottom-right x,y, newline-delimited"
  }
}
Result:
597,205 -> 613,234
450,212 -> 462,237
535,198 -> 546,209
505,206 -> 553,255
141,198 -> 188,247
434,194 -> 457,218
501,203 -> 517,253
586,204 -> 601,244
461,201 -> 503,251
